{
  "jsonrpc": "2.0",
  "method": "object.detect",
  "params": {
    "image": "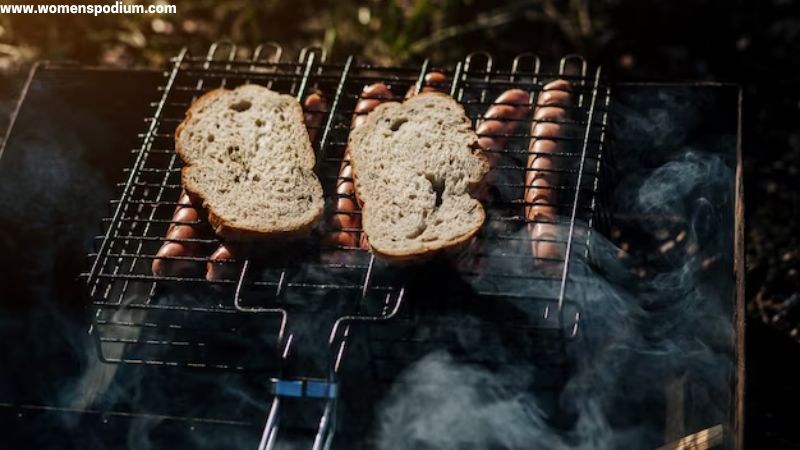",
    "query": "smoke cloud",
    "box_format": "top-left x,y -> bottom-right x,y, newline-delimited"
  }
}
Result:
373,149 -> 735,450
